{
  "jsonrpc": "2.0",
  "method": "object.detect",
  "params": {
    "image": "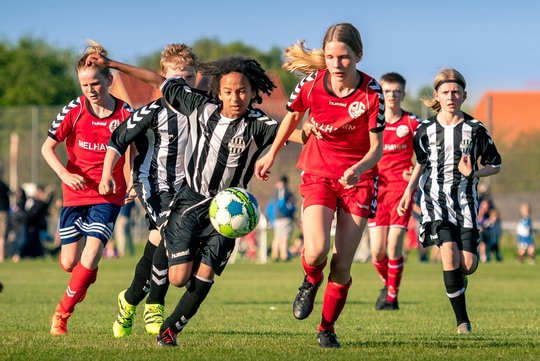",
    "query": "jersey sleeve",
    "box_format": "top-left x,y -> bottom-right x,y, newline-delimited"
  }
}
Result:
48,97 -> 81,141
368,78 -> 385,133
413,126 -> 428,165
476,125 -> 502,167
250,109 -> 279,149
286,72 -> 317,113
108,100 -> 160,154
160,77 -> 208,116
